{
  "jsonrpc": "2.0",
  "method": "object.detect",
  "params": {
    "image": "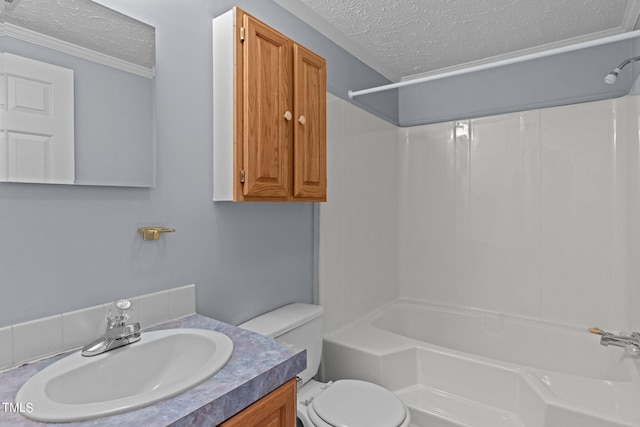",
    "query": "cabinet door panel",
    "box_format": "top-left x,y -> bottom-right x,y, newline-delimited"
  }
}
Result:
220,378 -> 296,427
242,15 -> 292,198
293,44 -> 326,199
